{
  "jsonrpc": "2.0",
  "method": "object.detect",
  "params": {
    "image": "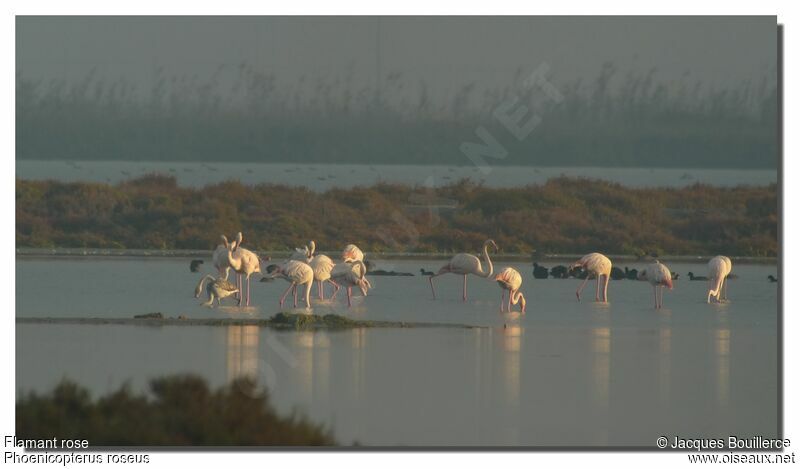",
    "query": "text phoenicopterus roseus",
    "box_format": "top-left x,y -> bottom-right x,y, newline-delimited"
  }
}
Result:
495,267 -> 527,313
638,261 -> 674,309
429,239 -> 497,301
571,253 -> 612,302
